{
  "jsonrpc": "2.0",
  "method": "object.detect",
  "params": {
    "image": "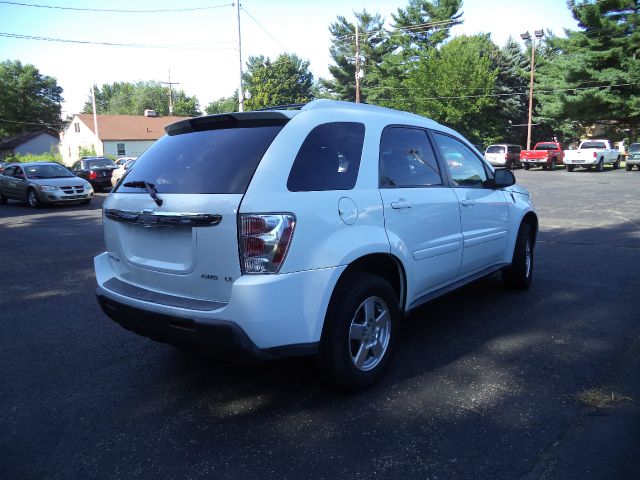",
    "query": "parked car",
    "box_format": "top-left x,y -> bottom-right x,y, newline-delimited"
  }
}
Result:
484,144 -> 521,169
0,162 -> 93,207
625,143 -> 640,171
0,161 -> 8,174
95,100 -> 538,390
114,156 -> 137,167
111,159 -> 136,187
564,139 -> 622,172
520,142 -> 564,170
71,156 -> 117,191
